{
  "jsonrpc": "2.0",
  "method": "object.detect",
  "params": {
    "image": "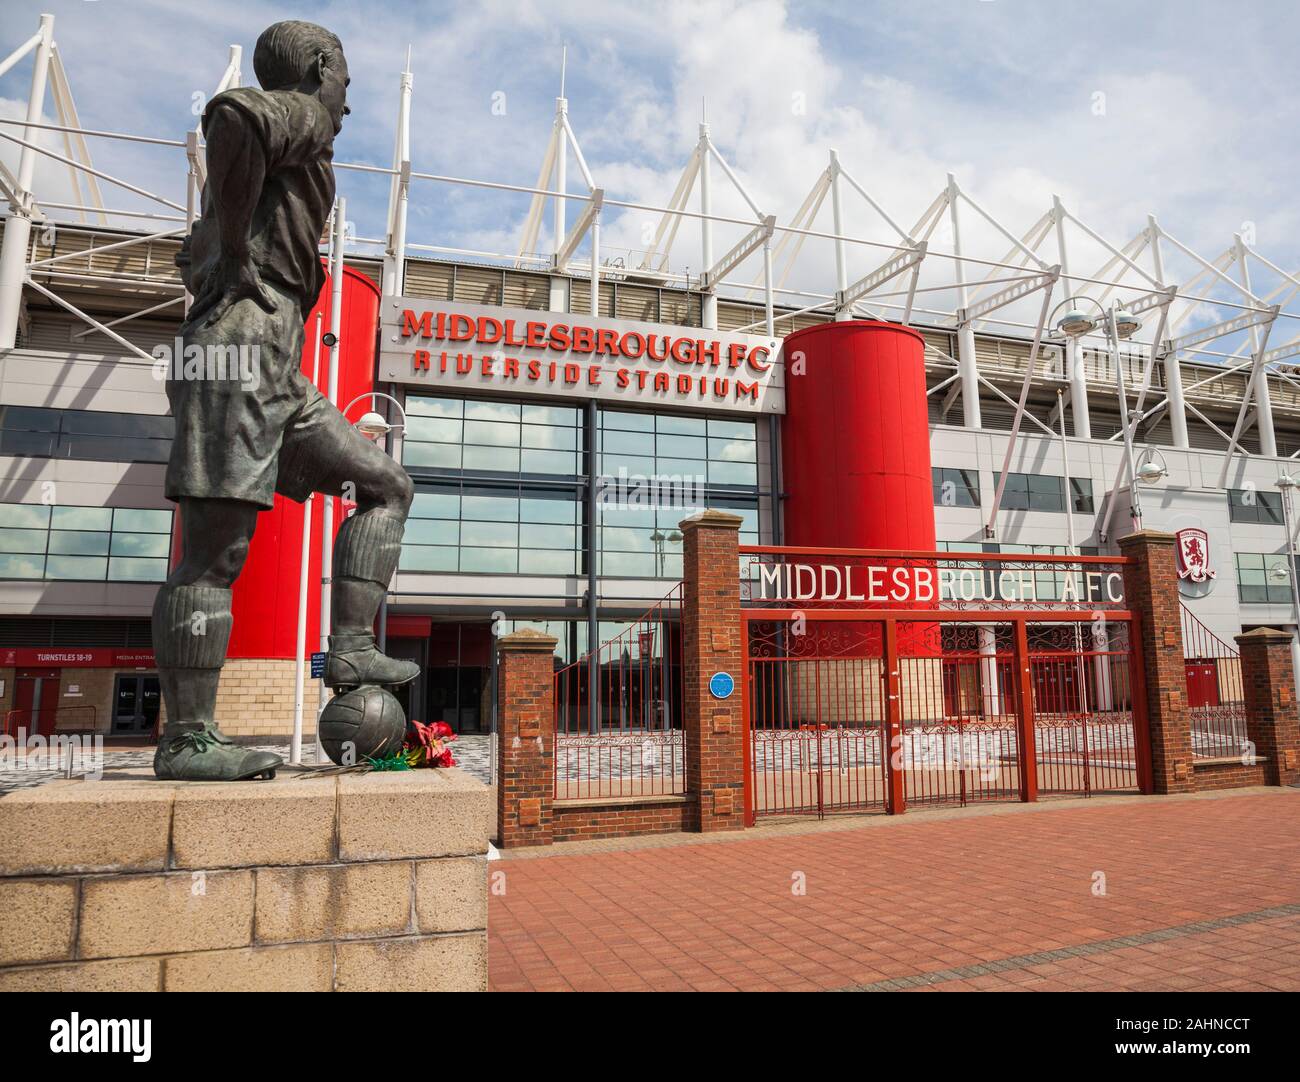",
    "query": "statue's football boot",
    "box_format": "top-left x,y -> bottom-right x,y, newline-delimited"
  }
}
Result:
324,632 -> 419,689
153,723 -> 283,781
